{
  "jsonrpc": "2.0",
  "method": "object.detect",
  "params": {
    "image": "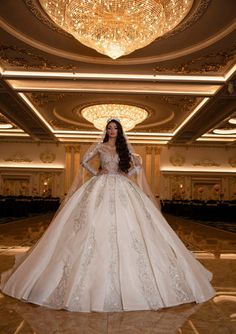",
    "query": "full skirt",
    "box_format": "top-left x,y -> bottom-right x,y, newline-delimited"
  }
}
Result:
1,174 -> 215,312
